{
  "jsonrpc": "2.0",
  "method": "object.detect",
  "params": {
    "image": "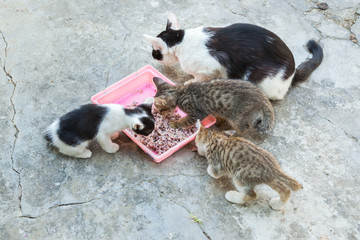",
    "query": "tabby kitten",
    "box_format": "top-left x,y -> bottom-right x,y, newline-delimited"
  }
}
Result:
153,77 -> 274,137
195,120 -> 302,210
